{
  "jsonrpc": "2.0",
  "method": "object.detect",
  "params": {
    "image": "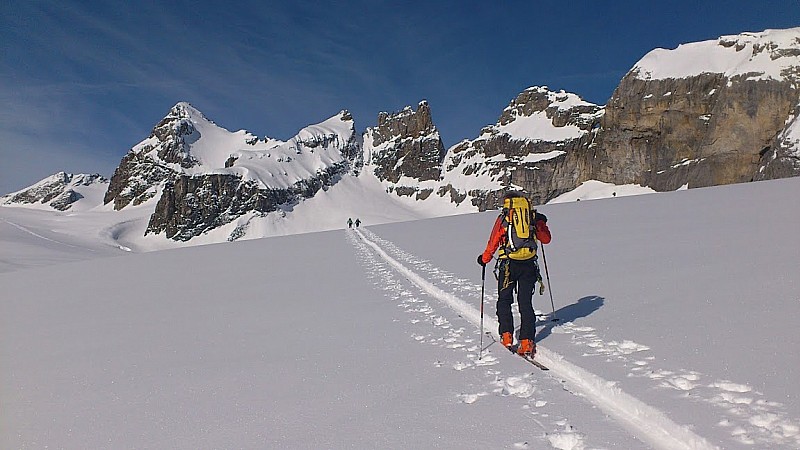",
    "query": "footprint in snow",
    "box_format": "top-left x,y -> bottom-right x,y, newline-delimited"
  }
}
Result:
474,355 -> 499,366
710,381 -> 752,393
493,375 -> 535,399
661,376 -> 698,391
458,392 -> 487,404
452,361 -> 472,371
546,431 -> 587,450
